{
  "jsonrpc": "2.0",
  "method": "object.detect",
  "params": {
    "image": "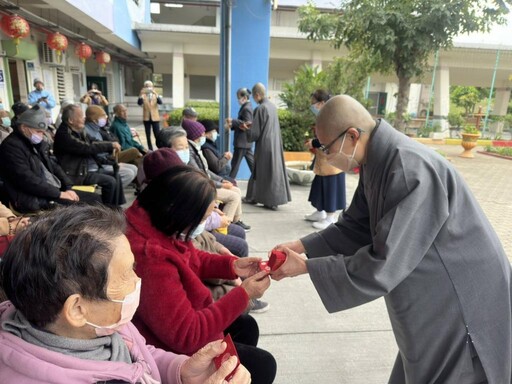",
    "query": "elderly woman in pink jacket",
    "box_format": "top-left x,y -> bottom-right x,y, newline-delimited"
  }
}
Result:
0,204 -> 250,384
